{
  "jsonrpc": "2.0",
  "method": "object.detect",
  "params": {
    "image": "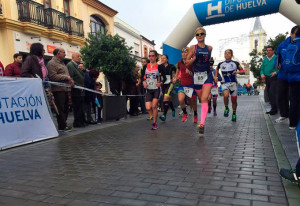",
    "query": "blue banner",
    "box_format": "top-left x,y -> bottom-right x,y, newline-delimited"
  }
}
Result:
163,44 -> 182,65
193,0 -> 282,26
